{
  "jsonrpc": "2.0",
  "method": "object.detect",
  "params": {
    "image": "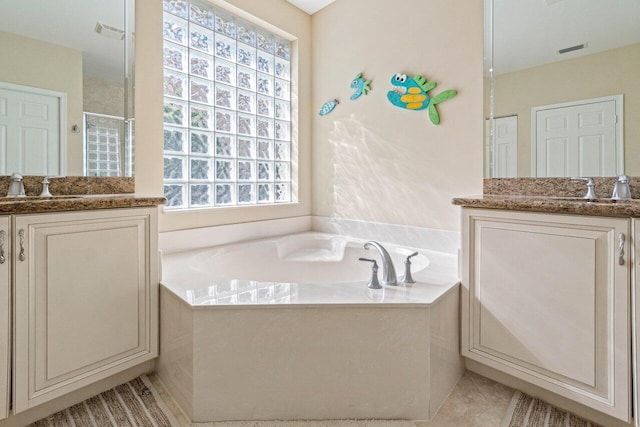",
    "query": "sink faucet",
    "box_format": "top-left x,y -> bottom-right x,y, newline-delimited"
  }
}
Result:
612,175 -> 631,200
570,177 -> 597,200
364,241 -> 397,286
6,173 -> 26,197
